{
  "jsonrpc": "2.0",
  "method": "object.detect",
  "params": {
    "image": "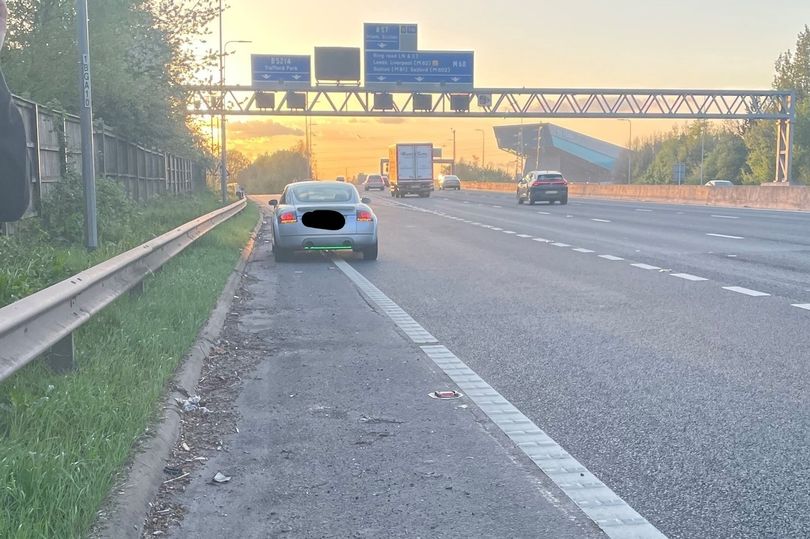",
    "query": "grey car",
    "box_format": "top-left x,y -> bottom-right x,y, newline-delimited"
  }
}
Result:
269,181 -> 378,262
